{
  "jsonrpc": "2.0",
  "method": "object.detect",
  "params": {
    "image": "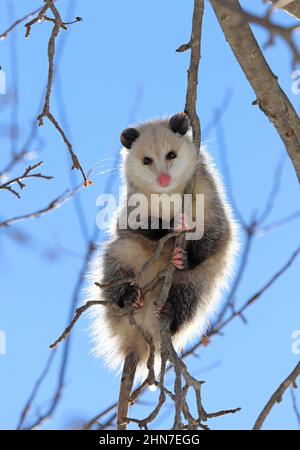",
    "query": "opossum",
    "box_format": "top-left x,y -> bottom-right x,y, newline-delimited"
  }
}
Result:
87,112 -> 238,429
